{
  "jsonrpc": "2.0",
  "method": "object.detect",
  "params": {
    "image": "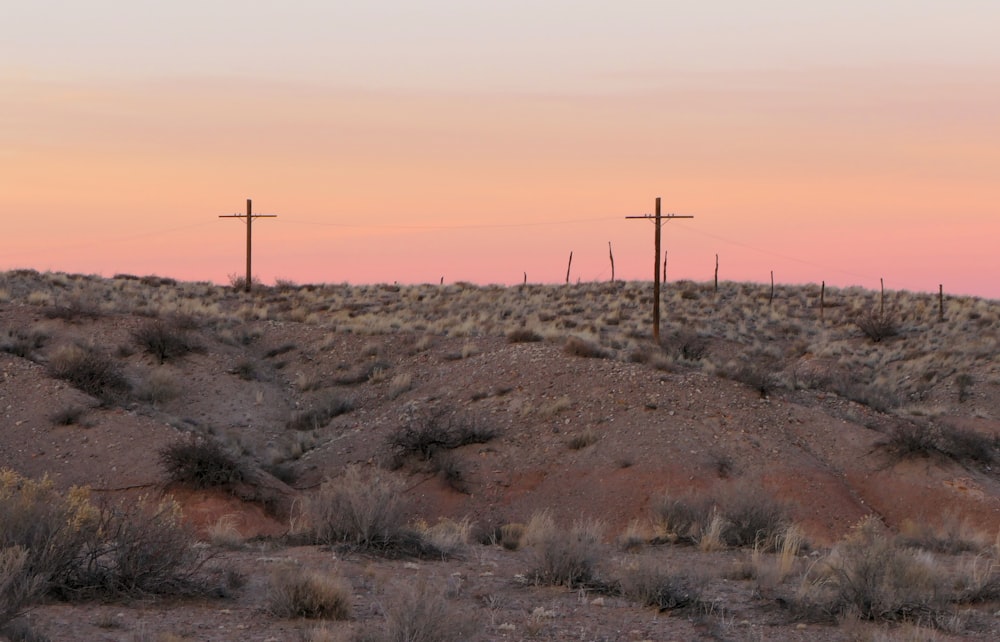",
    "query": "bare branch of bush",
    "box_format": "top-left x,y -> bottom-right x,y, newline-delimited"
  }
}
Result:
132,319 -> 201,364
388,412 -> 498,465
47,345 -> 130,406
159,437 -> 248,489
854,304 -> 899,343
